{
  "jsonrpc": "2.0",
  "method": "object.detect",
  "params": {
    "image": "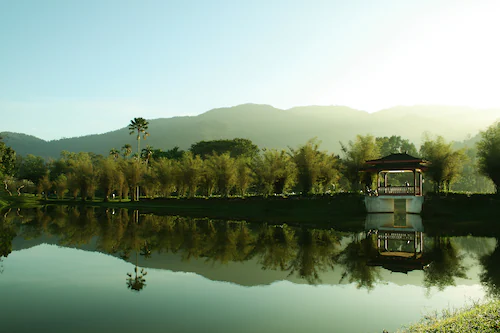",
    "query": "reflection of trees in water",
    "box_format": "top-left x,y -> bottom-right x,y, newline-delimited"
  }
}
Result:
253,224 -> 297,271
10,207 -> 500,293
424,237 -> 467,291
0,209 -> 17,274
12,207 -> 371,287
336,234 -> 381,290
450,236 -> 497,259
287,228 -> 342,284
0,209 -> 17,259
480,239 -> 500,297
